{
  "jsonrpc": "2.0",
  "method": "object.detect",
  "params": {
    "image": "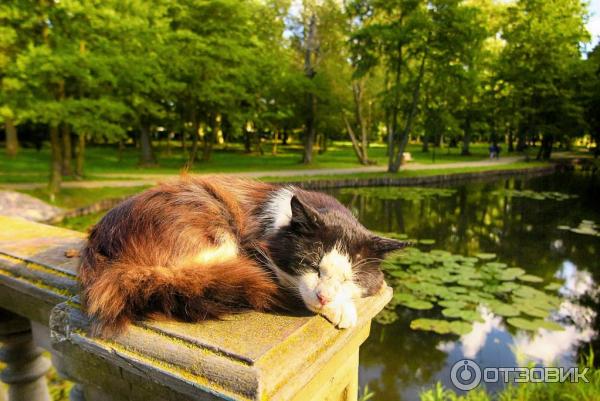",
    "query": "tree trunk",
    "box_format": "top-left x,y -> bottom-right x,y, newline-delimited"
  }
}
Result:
49,125 -> 62,196
282,129 -> 289,145
536,134 -> 553,160
461,117 -> 472,156
461,96 -> 473,156
139,121 -> 156,166
202,113 -> 218,162
316,133 -> 325,154
422,135 -> 429,152
272,130 -> 278,155
302,95 -> 316,164
181,130 -> 186,153
244,123 -> 252,153
350,80 -> 370,164
75,133 -> 85,179
508,125 -> 514,152
61,124 -> 72,176
188,109 -> 200,166
4,118 -> 18,157
302,13 -> 318,165
390,43 -> 428,173
516,122 -> 527,152
254,127 -> 264,156
343,114 -> 368,165
387,45 -> 403,172
117,139 -> 124,162
166,132 -> 172,156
